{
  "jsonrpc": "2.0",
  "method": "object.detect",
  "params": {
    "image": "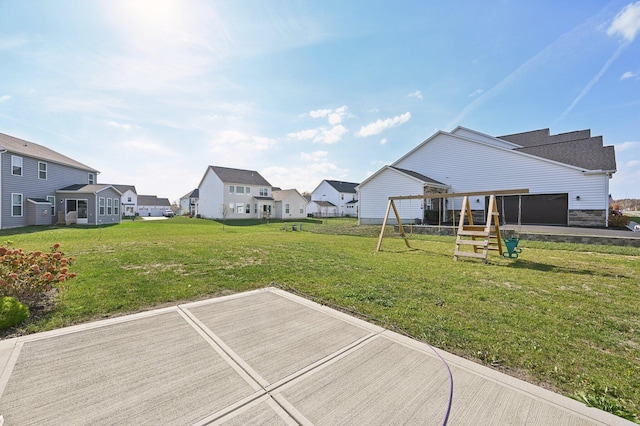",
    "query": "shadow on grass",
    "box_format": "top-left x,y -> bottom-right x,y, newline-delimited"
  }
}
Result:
0,223 -> 119,238
214,219 -> 323,227
504,259 -> 630,279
